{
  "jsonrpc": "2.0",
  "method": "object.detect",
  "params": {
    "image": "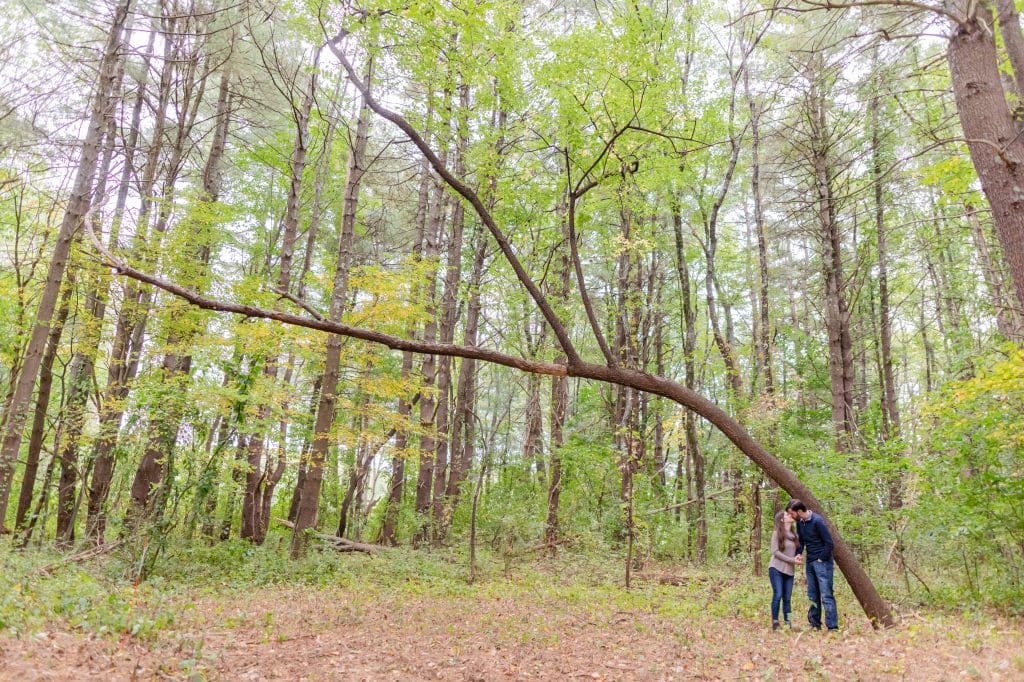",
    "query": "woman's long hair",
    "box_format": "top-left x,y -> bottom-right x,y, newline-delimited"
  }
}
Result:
774,510 -> 797,548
